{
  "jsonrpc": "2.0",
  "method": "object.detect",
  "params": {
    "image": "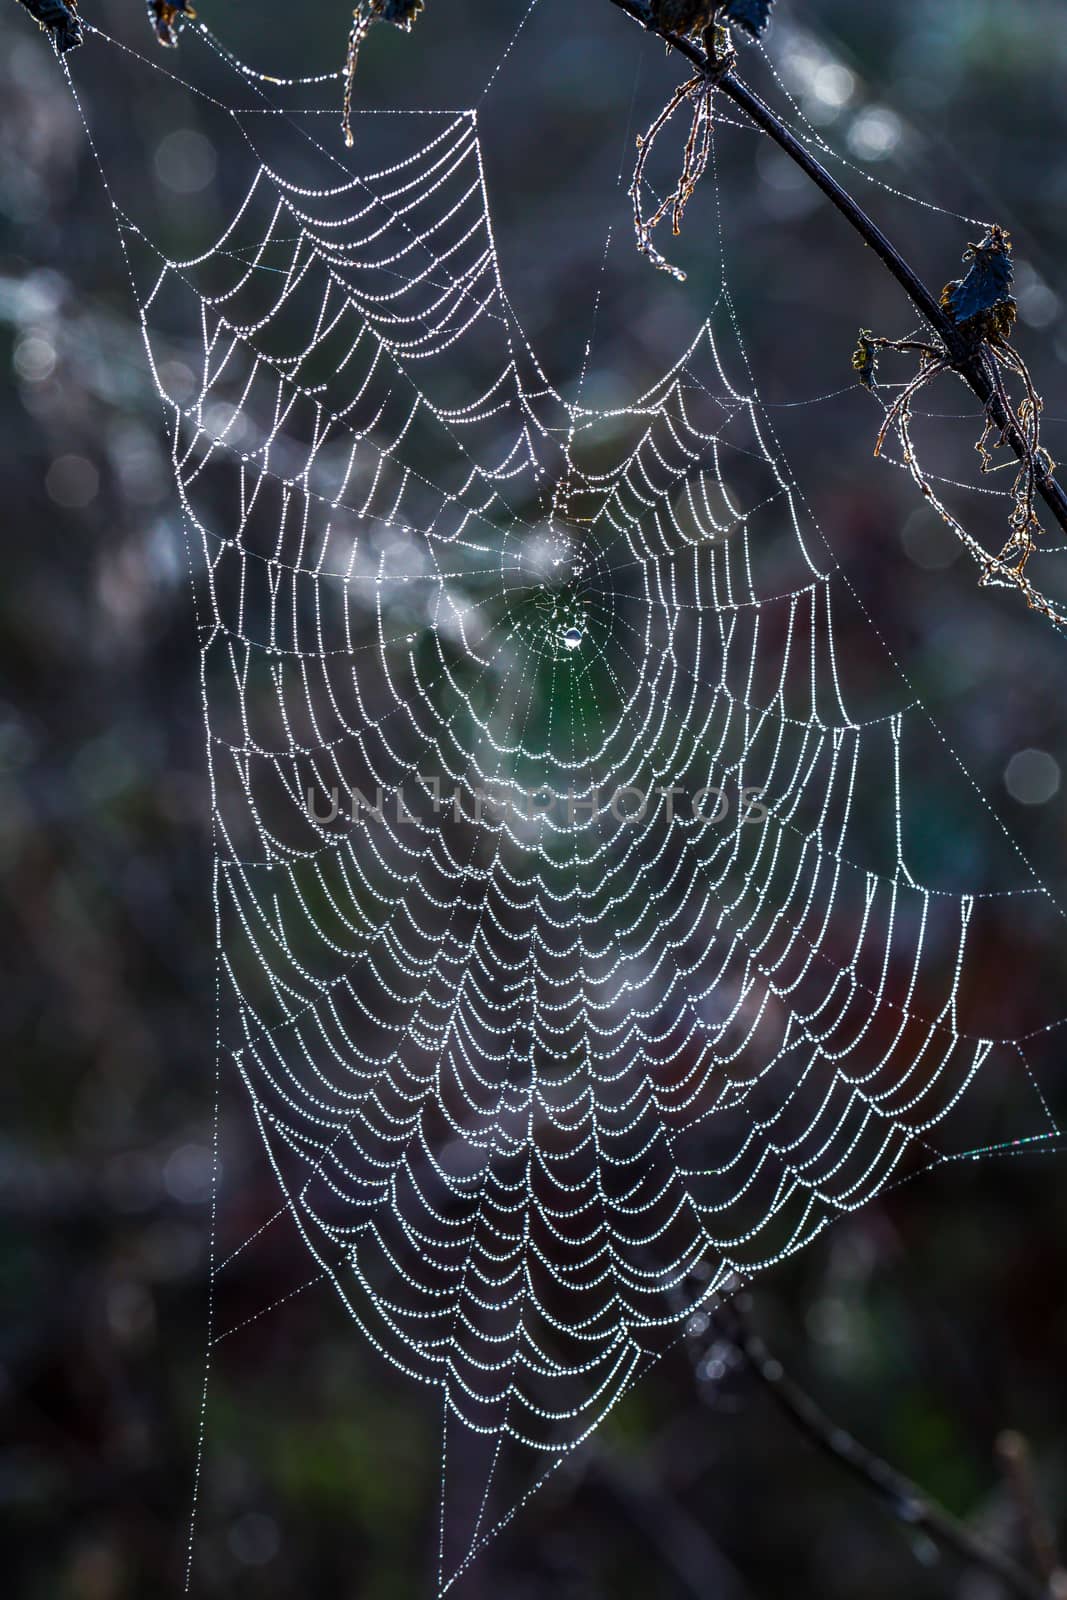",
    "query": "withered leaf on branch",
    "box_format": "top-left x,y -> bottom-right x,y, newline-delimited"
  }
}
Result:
14,0 -> 82,53
20,0 -> 202,50
718,0 -> 775,37
851,330 -> 878,392
646,0 -> 776,39
647,0 -> 716,32
146,0 -> 198,48
352,0 -> 425,33
856,219 -> 1060,626
941,225 -> 1016,327
373,0 -> 425,19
